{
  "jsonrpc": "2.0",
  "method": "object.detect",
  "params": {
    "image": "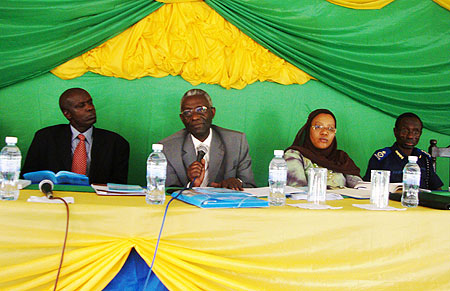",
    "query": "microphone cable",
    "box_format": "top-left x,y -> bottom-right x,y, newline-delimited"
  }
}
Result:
49,196 -> 69,291
143,179 -> 196,290
39,180 -> 70,291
